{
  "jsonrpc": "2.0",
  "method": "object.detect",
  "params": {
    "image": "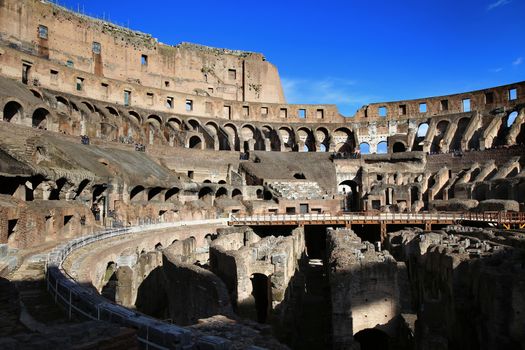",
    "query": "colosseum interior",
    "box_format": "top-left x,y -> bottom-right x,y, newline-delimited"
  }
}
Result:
0,0 -> 524,349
